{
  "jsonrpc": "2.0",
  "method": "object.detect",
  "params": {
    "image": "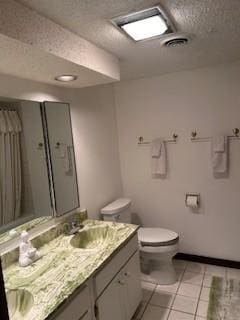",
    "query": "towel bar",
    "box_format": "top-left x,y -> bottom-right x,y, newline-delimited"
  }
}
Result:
190,128 -> 240,142
138,134 -> 178,145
